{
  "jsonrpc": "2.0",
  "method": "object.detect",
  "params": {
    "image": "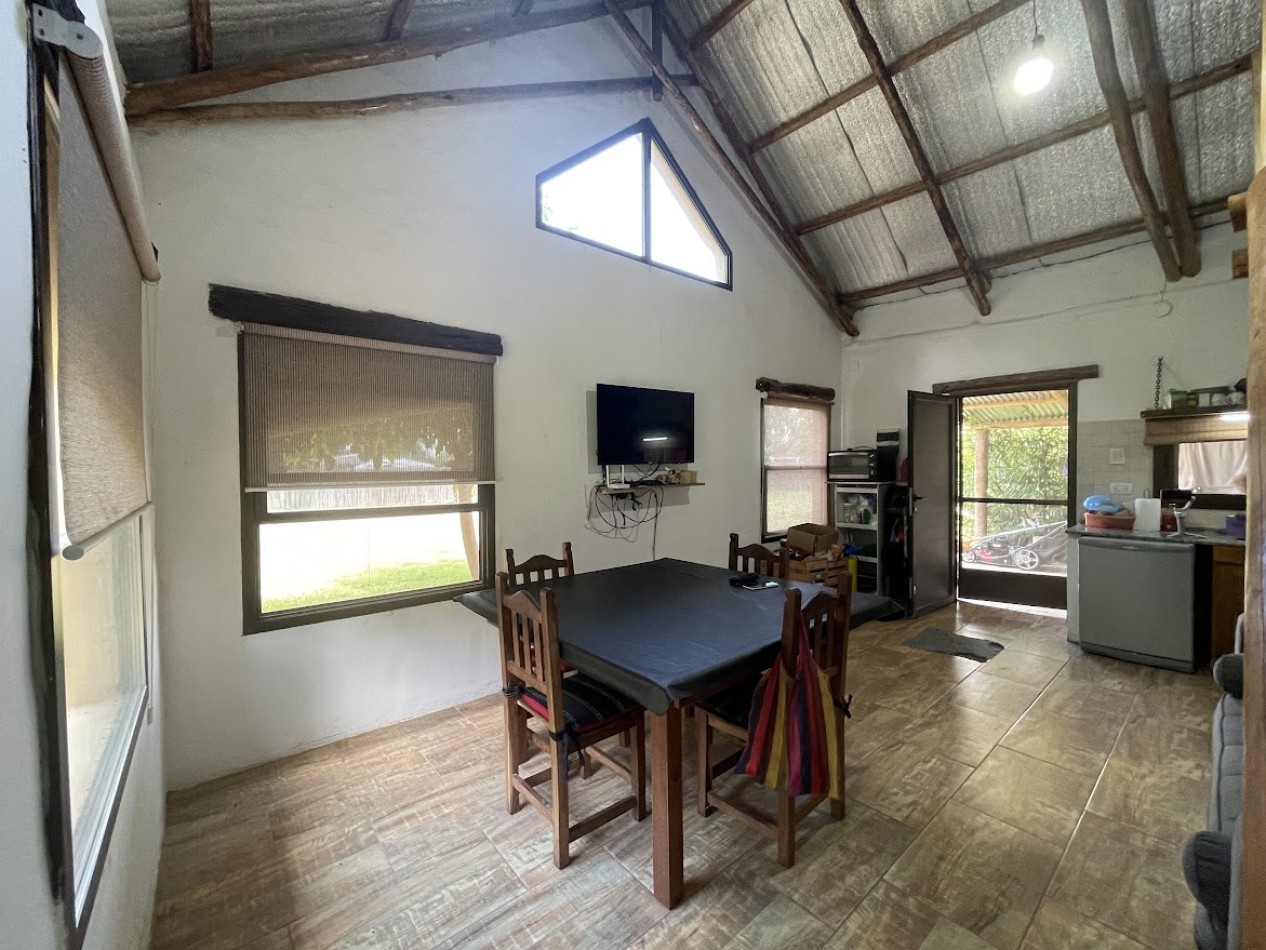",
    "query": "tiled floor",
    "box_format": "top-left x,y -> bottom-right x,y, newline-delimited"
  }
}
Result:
151,601 -> 1221,949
